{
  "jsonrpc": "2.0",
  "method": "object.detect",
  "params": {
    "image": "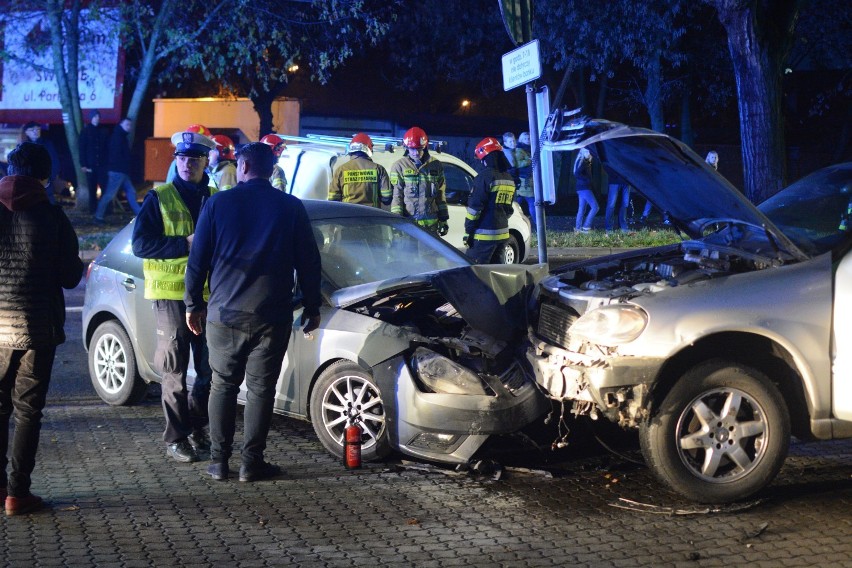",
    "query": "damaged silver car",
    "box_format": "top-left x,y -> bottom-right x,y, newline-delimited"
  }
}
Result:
531,117 -> 852,502
83,201 -> 549,466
